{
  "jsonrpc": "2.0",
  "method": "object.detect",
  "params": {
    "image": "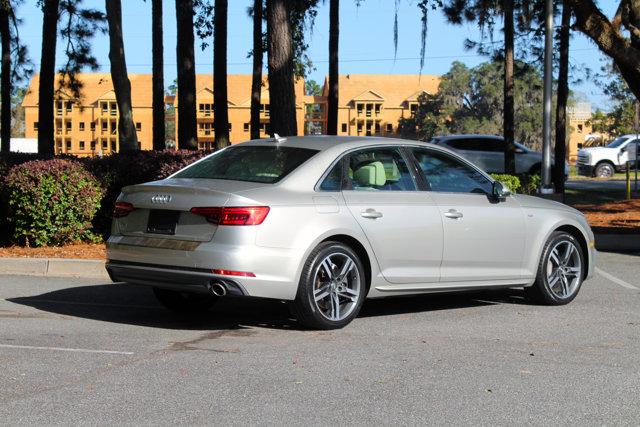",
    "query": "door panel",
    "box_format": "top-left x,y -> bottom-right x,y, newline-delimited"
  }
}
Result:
429,192 -> 525,282
344,191 -> 443,284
